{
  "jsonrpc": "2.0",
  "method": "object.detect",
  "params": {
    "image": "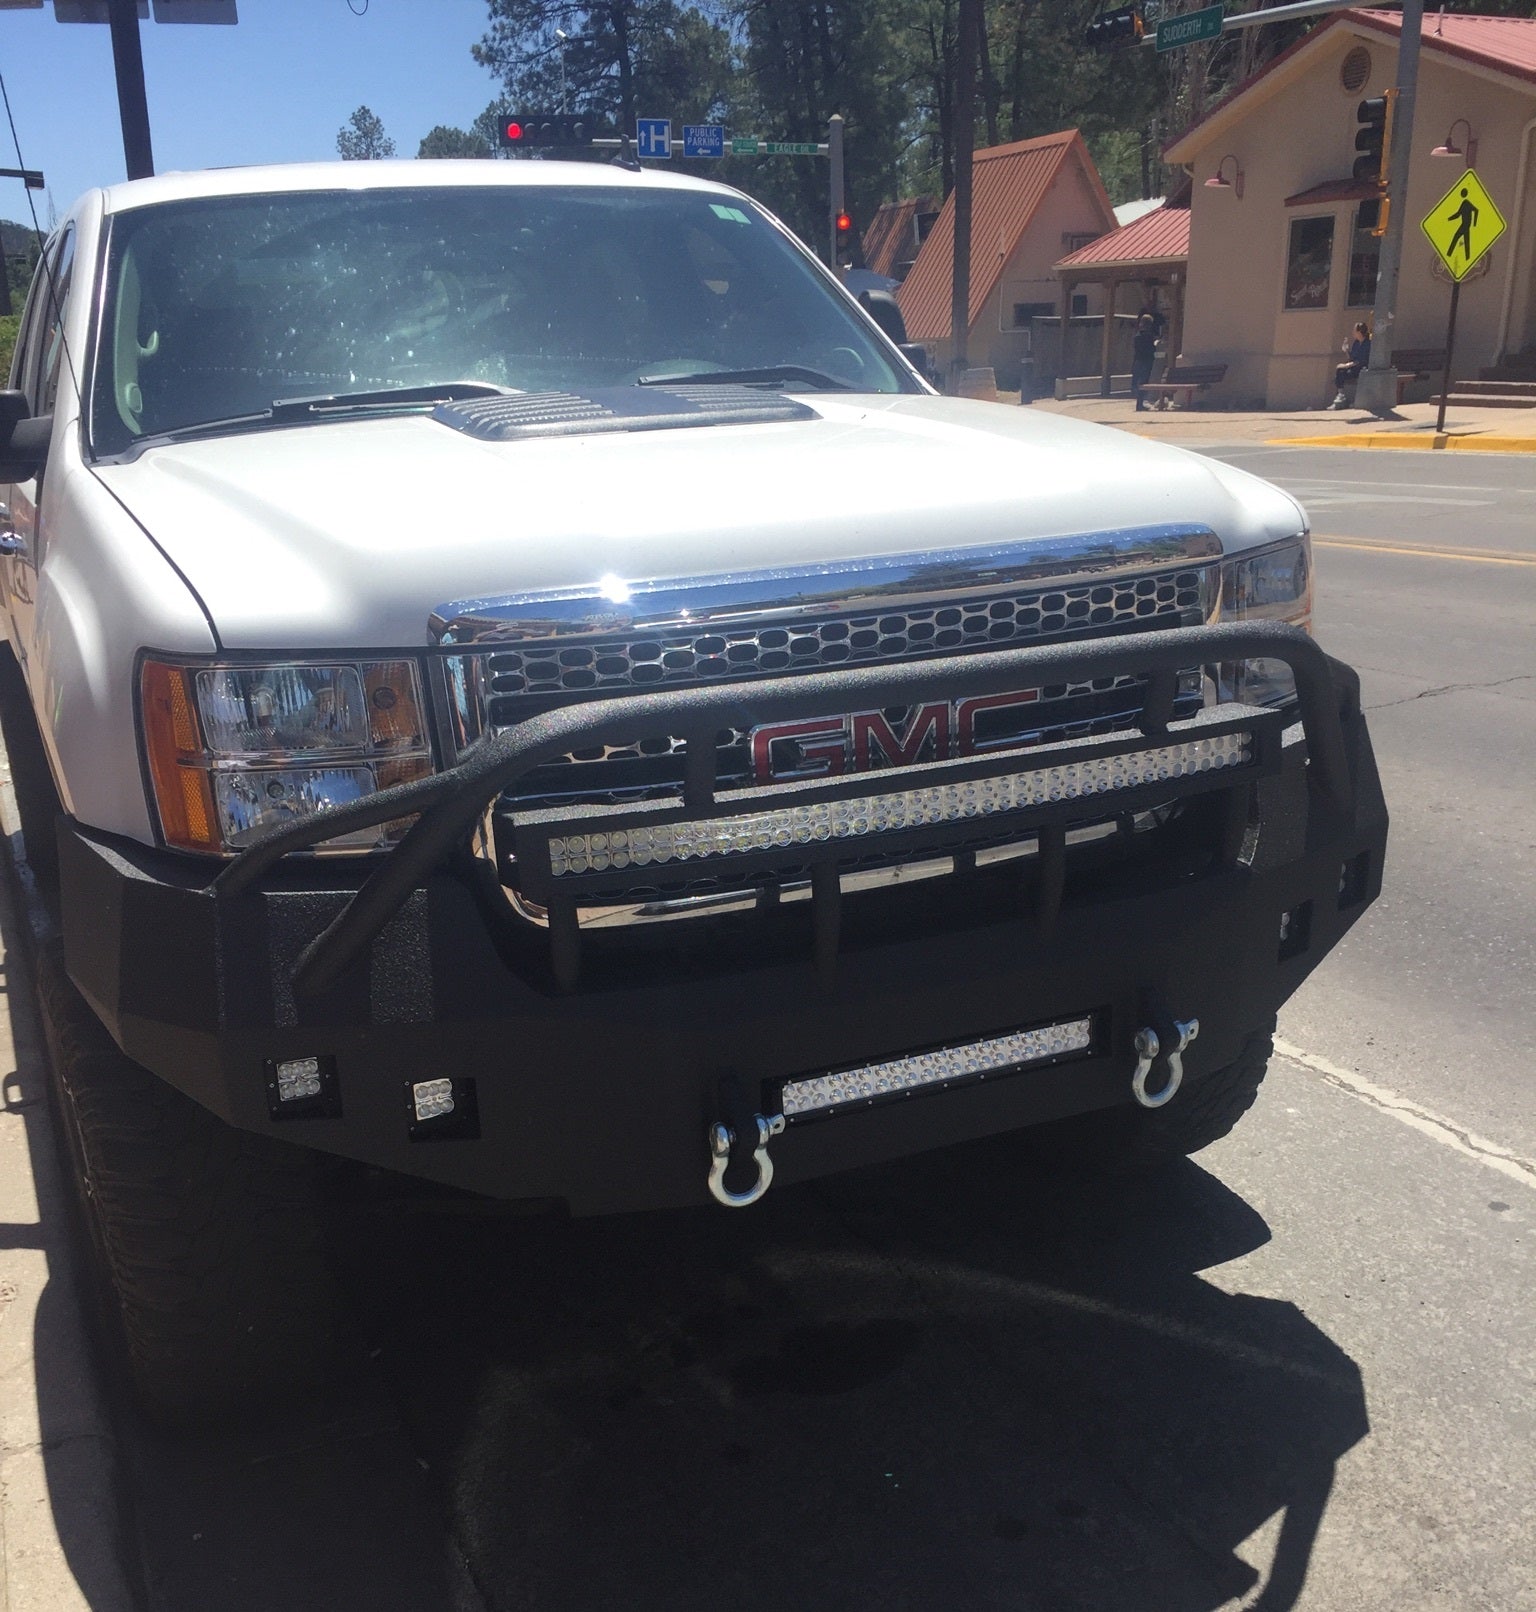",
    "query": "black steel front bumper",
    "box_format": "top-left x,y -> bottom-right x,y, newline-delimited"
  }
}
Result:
61,624 -> 1386,1214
